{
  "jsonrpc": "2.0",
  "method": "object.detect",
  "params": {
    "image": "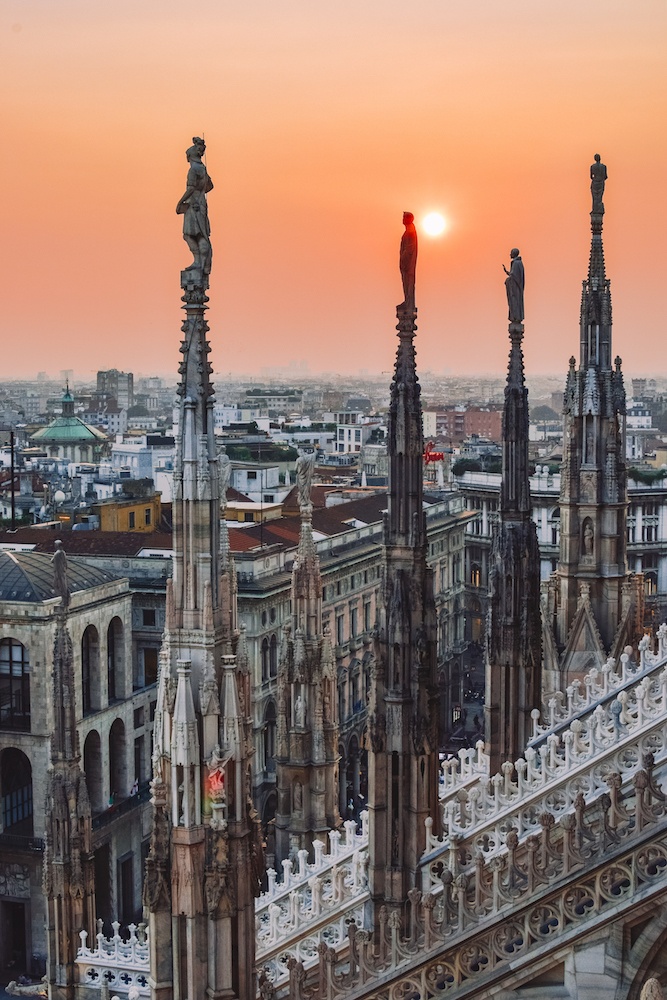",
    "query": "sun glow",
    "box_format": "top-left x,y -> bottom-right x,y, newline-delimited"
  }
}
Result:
422,212 -> 447,237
